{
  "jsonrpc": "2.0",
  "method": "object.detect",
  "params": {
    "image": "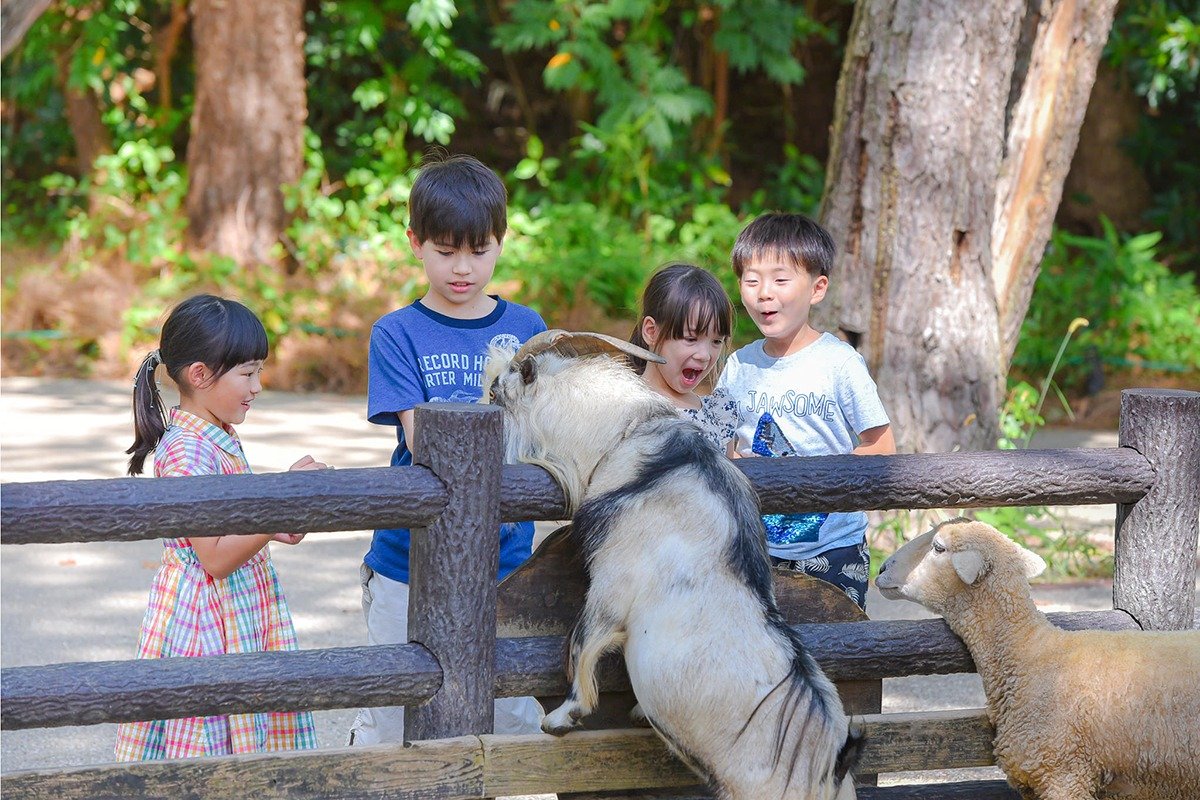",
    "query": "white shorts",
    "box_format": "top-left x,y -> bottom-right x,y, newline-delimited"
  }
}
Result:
348,564 -> 543,745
